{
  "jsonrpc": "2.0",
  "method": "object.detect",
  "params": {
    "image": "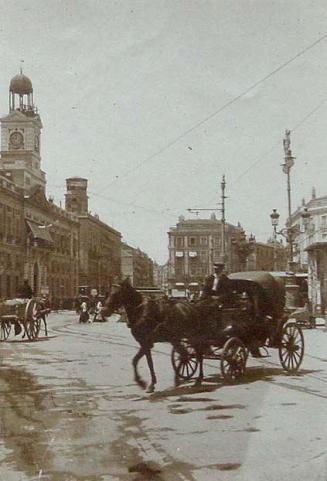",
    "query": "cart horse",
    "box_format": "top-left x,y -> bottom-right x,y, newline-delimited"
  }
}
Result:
172,271 -> 305,383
